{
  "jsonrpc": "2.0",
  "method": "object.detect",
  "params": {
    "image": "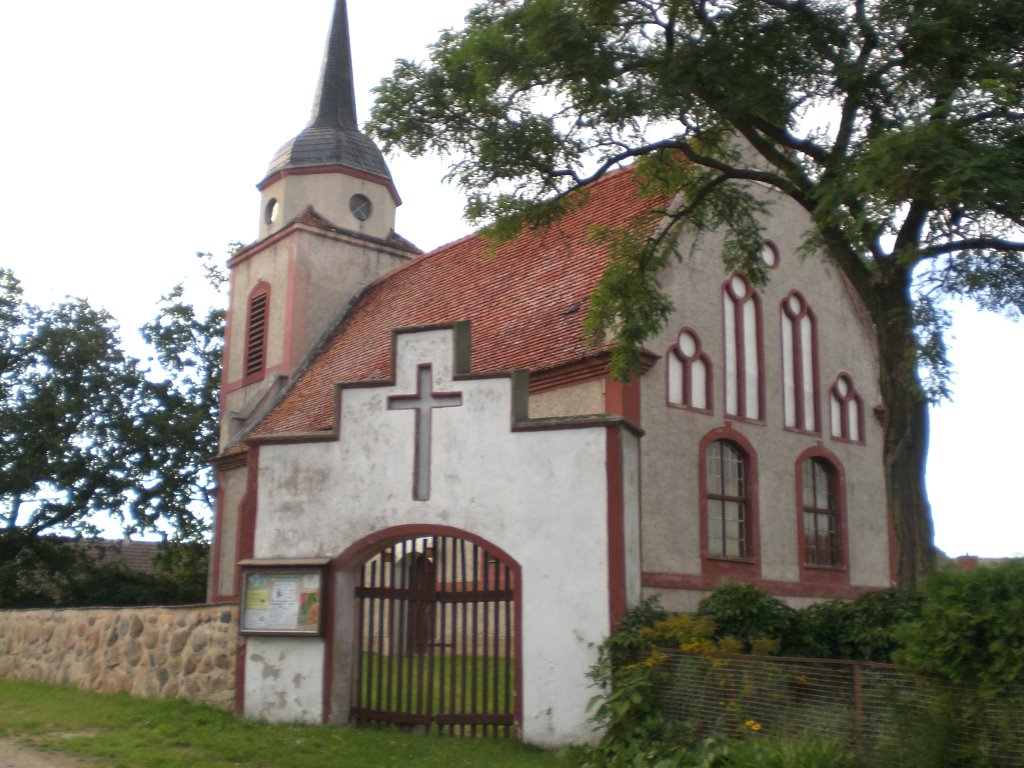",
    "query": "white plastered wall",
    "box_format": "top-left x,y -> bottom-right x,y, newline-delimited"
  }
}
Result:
245,326 -> 639,747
